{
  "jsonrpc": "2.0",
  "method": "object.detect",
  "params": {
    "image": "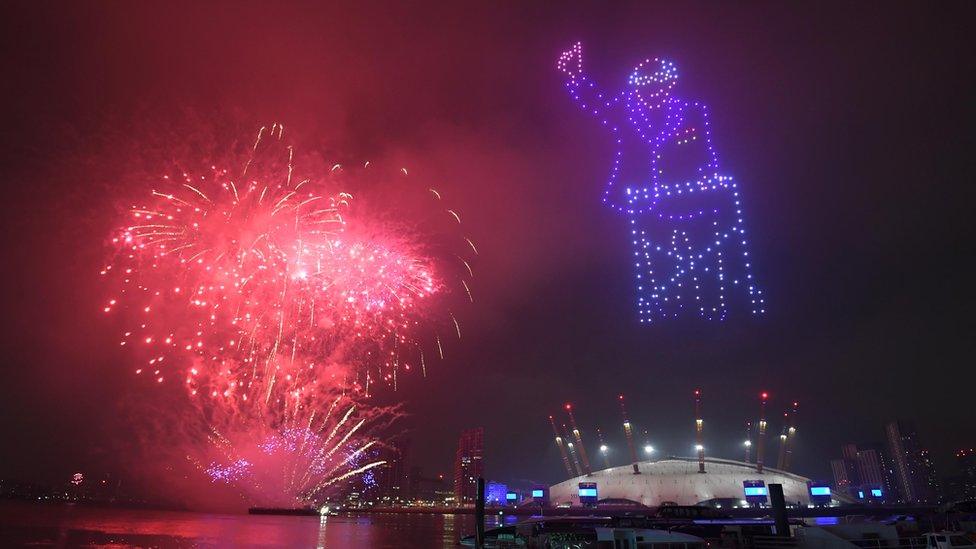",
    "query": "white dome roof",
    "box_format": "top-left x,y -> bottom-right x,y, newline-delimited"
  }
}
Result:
549,457 -> 831,507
